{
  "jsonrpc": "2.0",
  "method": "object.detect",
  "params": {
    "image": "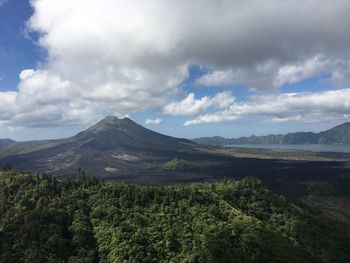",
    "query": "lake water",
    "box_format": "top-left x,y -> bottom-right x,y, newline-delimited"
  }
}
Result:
226,144 -> 350,153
